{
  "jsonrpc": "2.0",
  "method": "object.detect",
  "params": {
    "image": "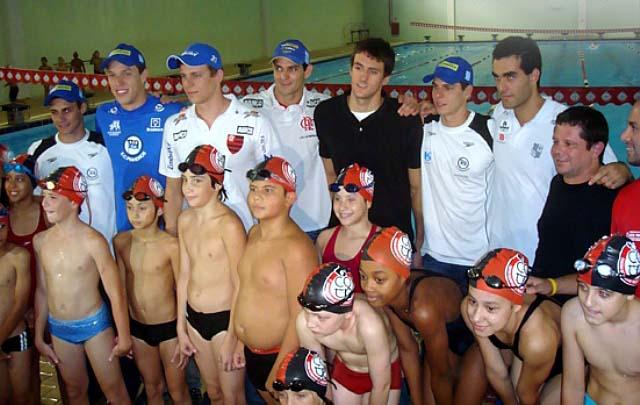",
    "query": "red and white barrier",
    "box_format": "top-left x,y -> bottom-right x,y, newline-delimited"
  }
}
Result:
1,67 -> 638,106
